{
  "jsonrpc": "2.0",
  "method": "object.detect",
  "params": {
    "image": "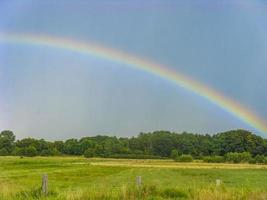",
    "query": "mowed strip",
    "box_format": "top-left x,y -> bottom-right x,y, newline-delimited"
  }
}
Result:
89,159 -> 267,169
